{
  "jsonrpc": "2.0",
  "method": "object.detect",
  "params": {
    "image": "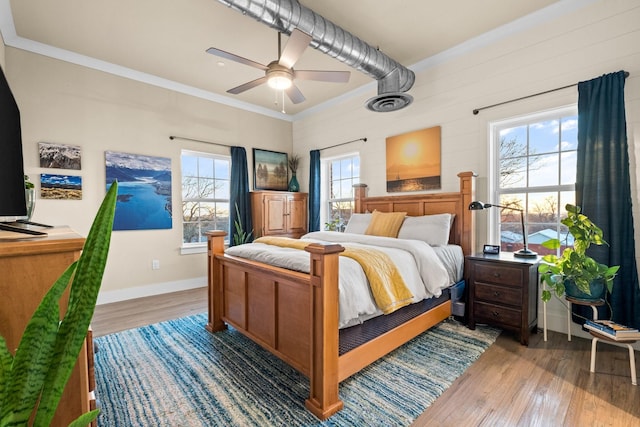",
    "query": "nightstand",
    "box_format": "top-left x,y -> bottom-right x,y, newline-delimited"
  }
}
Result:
466,252 -> 539,346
